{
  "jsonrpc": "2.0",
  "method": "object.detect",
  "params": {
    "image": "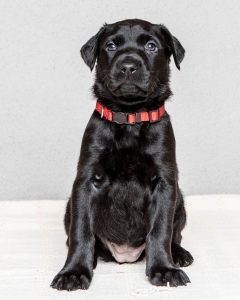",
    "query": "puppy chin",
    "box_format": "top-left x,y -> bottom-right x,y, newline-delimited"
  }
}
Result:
119,92 -> 140,98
